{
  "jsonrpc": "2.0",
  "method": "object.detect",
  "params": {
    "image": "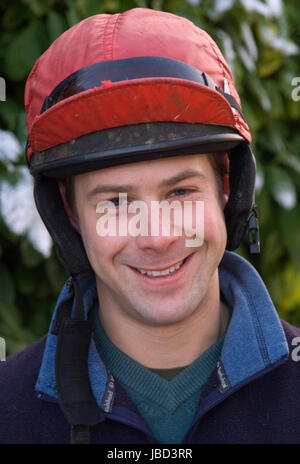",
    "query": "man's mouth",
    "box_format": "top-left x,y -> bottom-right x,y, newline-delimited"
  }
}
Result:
133,257 -> 188,278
